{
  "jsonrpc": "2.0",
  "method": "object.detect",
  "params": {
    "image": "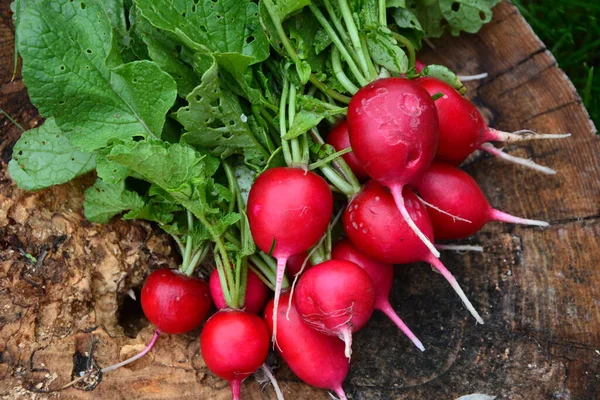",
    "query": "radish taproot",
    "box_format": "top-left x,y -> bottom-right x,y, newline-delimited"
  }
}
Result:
140,269 -> 212,335
294,259 -> 375,359
347,77 -> 441,258
343,180 -> 483,323
209,267 -> 269,314
200,309 -> 270,400
286,252 -> 313,278
247,167 -> 333,343
416,76 -> 570,173
264,292 -> 349,400
331,239 -> 425,351
414,162 -> 549,240
326,119 -> 369,181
